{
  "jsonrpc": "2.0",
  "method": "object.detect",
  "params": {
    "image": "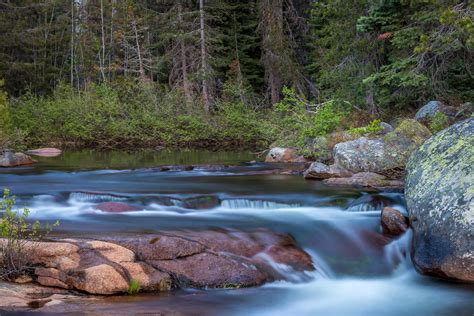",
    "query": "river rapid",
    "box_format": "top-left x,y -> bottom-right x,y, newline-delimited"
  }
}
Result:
1,150 -> 473,315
